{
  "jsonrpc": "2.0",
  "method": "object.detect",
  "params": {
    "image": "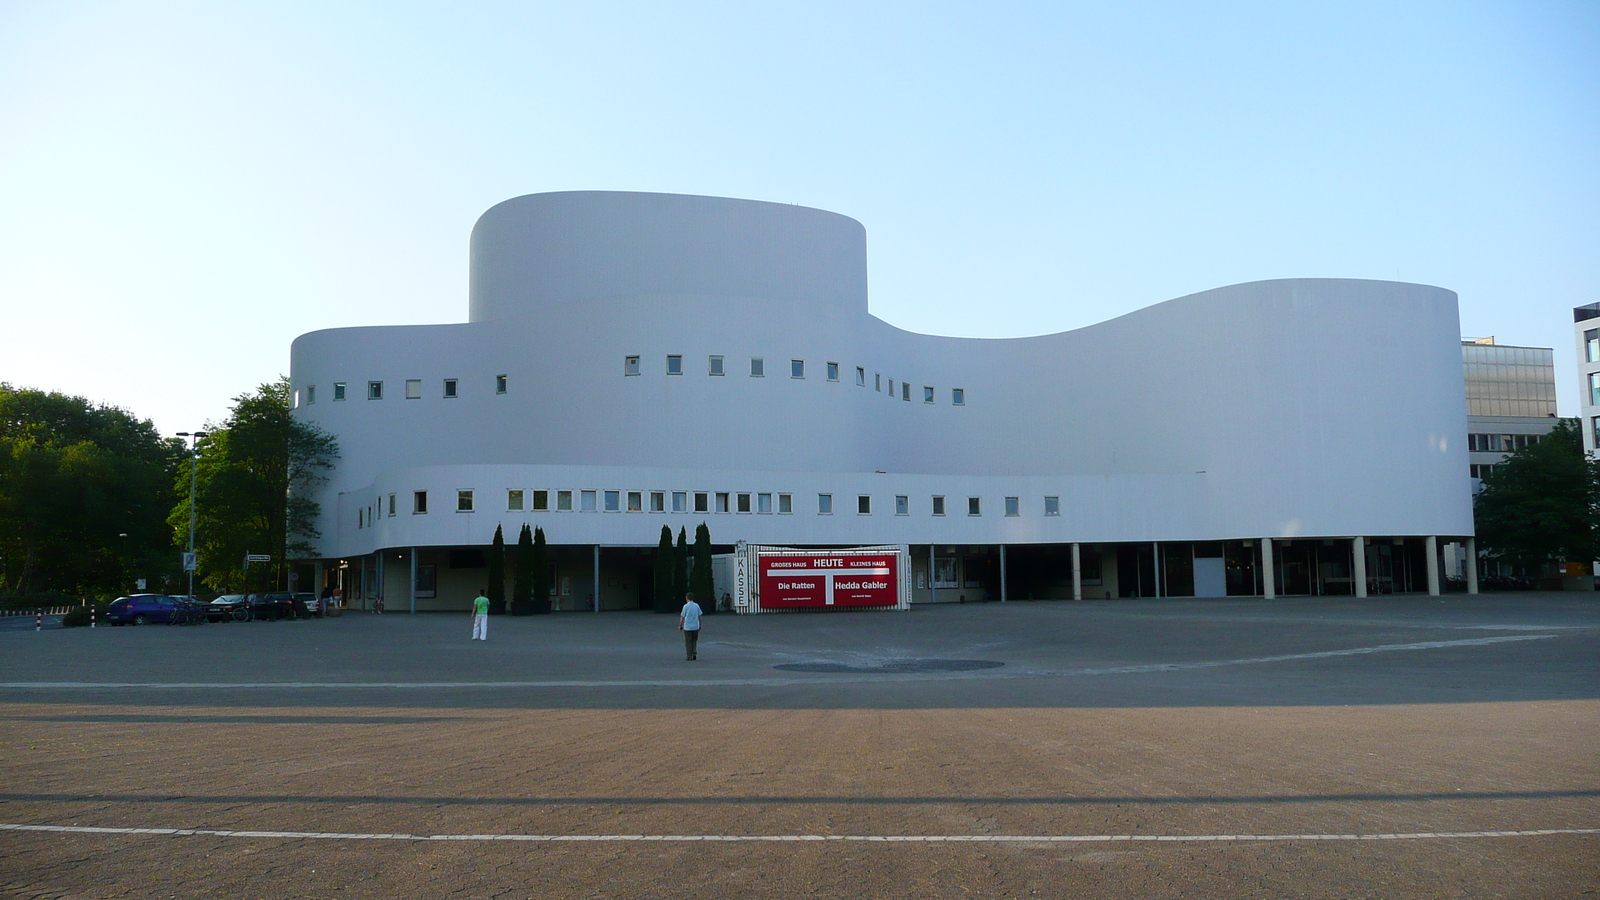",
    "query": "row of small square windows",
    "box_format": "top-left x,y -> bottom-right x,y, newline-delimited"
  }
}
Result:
625,355 -> 966,406
356,489 -> 1061,526
296,376 -> 508,406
